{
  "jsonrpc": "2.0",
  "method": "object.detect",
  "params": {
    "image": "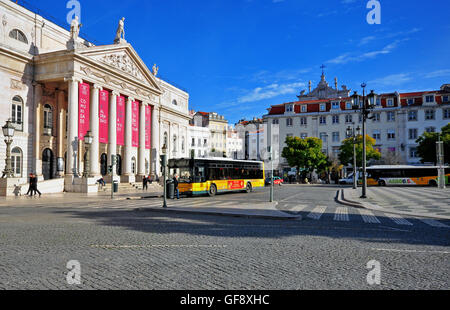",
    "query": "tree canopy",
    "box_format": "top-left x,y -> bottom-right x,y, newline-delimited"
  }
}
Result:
281,136 -> 328,174
416,123 -> 450,164
338,135 -> 381,167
